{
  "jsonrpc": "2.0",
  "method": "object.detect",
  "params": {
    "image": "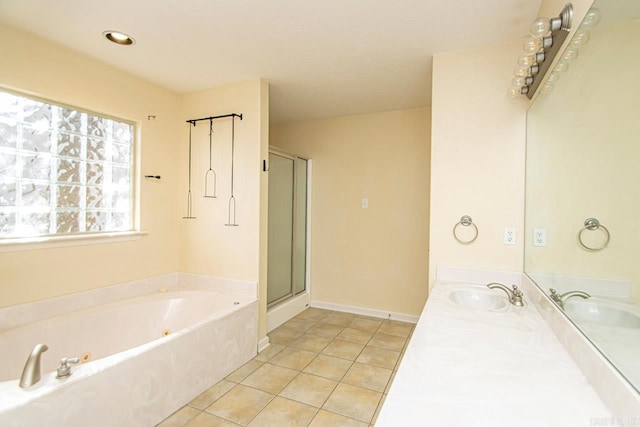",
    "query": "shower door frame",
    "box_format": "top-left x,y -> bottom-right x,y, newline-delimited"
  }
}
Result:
266,147 -> 312,331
